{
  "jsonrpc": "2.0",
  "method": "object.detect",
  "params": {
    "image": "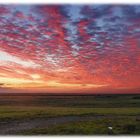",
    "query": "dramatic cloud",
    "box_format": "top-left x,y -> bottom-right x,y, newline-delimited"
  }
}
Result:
0,4 -> 140,93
